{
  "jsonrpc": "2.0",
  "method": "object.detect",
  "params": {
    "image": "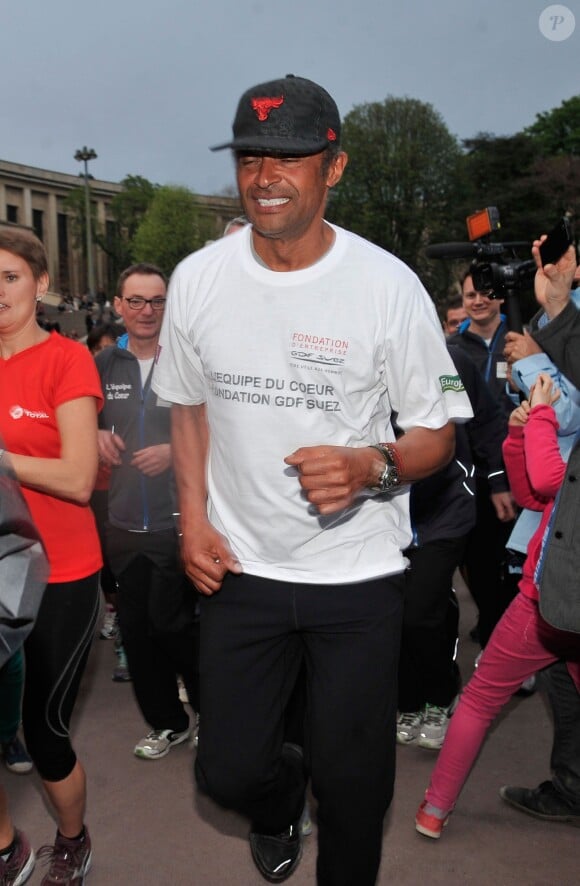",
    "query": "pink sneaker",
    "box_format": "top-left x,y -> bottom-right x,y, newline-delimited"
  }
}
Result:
415,800 -> 449,839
